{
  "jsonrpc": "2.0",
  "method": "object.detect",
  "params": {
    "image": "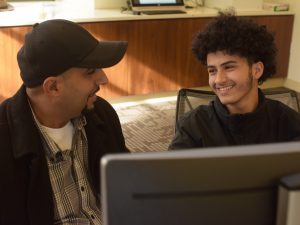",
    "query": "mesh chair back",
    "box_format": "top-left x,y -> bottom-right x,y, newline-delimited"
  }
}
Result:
263,87 -> 300,113
175,89 -> 215,123
175,87 -> 300,127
